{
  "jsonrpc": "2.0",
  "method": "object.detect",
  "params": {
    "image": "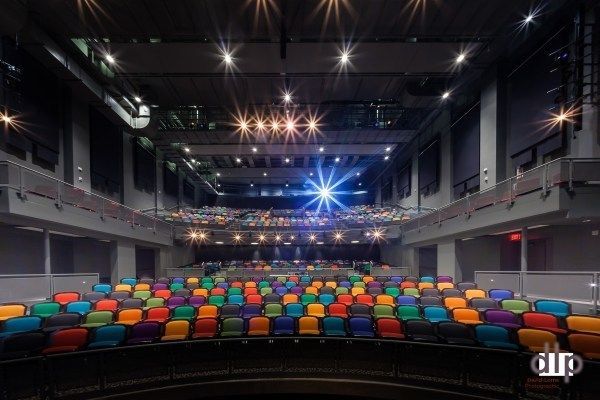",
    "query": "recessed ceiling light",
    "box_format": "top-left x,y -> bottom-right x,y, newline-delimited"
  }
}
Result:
217,183 -> 221,187
285,157 -> 290,163
456,53 -> 466,63
285,183 -> 289,187
385,147 -> 391,152
250,183 -> 254,187
252,147 -> 257,152
134,96 -> 142,103
283,92 -> 292,103
235,157 -> 242,163
583,219 -> 592,223
335,157 -> 340,162
340,51 -> 350,64
358,182 -> 362,186
1,114 -> 13,123
190,158 -> 196,163
105,54 -> 115,64
224,53 -> 232,64
309,172 -> 313,176
319,146 -> 324,152
183,147 -> 190,153
286,121 -> 294,130
442,91 -> 450,99
263,172 -> 267,176
384,155 -> 389,160
356,172 -> 360,176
